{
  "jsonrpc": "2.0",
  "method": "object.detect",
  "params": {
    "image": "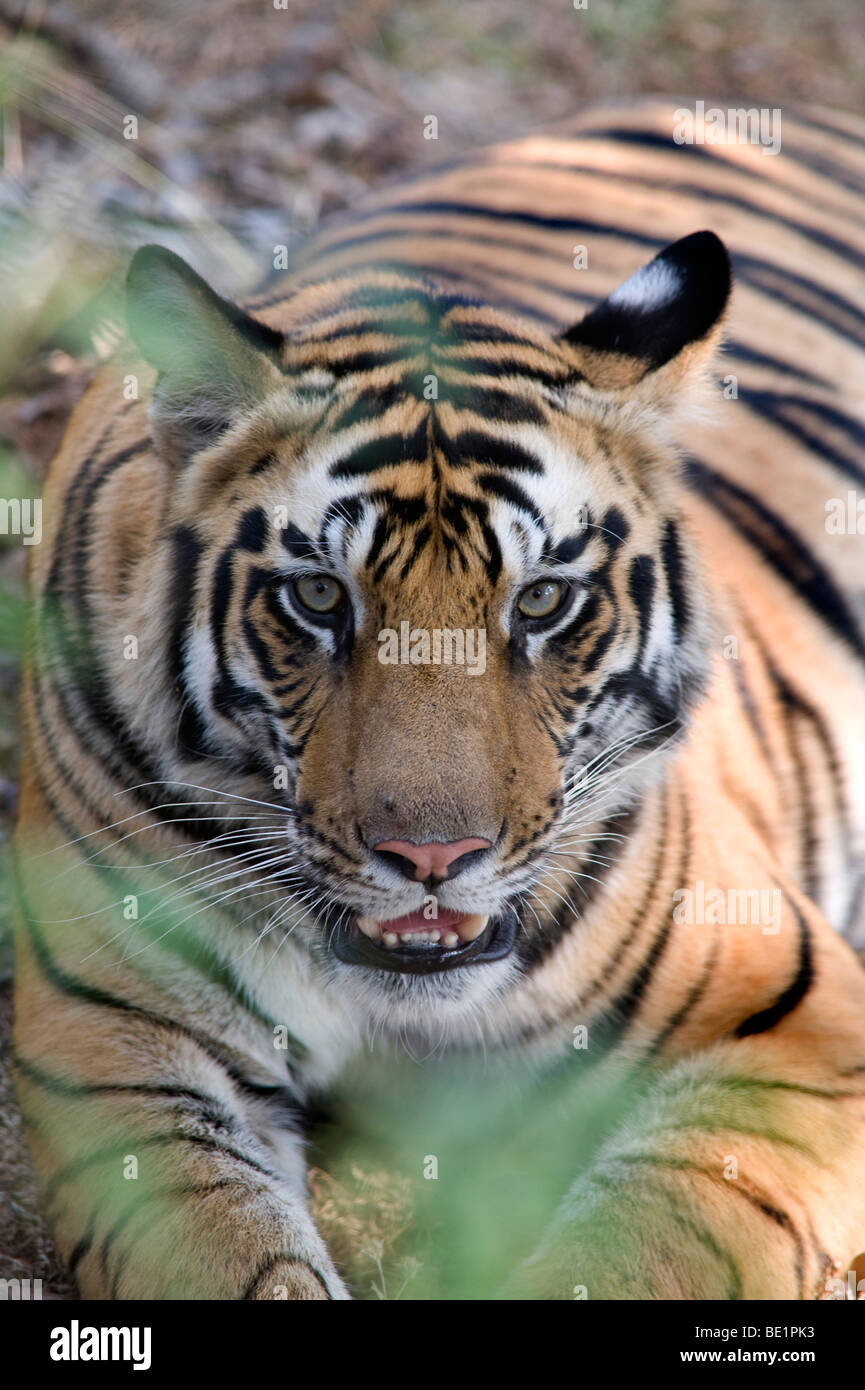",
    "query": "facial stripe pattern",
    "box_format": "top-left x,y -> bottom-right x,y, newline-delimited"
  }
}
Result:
12,98 -> 865,1300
